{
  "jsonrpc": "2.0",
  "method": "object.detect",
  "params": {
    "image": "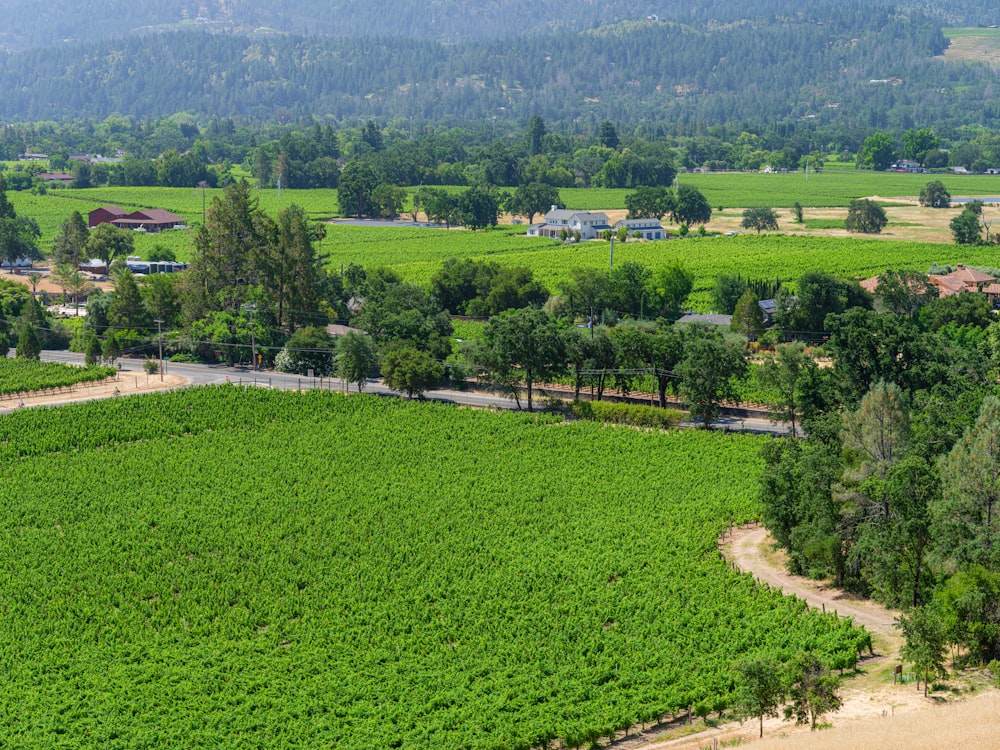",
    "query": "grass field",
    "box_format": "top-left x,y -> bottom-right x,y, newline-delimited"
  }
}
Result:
9,187 -> 342,263
10,177 -> 1000,298
0,388 -> 866,749
322,228 -> 993,309
942,28 -> 1000,65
